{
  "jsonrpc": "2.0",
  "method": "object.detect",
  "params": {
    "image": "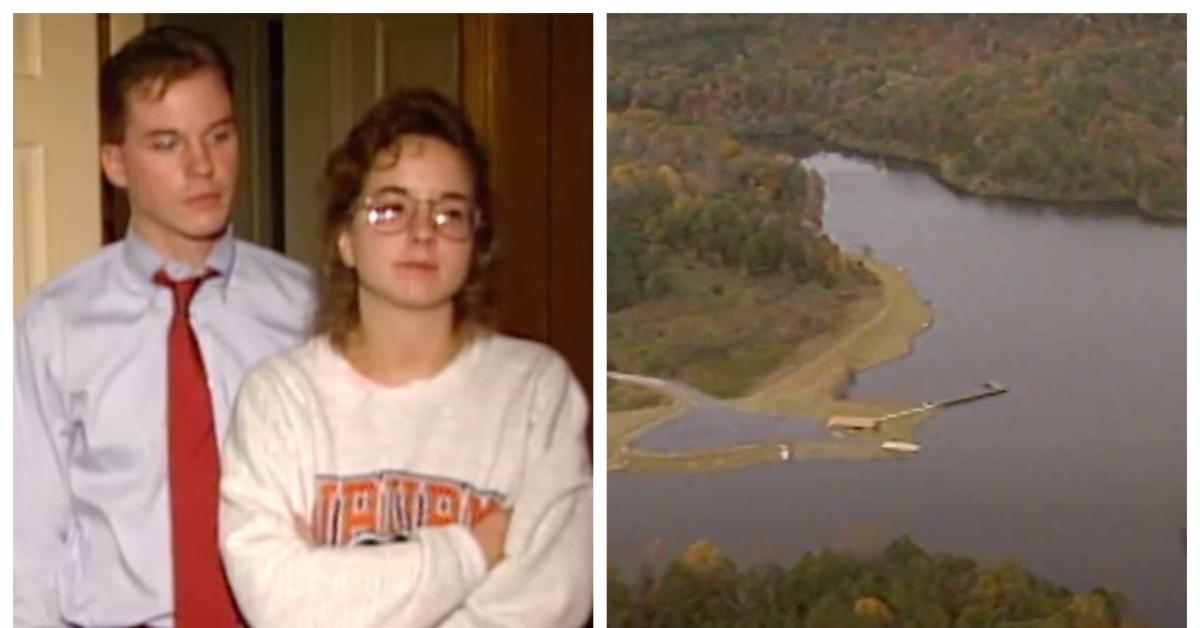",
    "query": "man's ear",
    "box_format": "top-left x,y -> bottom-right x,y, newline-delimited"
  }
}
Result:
337,229 -> 356,269
100,144 -> 128,189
